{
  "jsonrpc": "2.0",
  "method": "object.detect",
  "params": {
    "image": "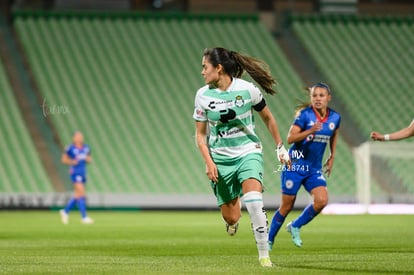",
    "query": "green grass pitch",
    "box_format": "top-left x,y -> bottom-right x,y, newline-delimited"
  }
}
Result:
0,211 -> 413,274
